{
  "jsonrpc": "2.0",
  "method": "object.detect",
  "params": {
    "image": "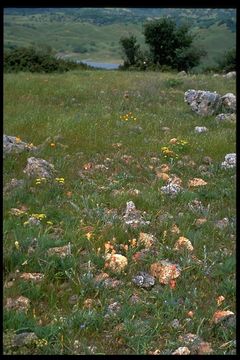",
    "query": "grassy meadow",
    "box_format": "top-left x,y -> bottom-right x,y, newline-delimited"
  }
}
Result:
3,70 -> 236,355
